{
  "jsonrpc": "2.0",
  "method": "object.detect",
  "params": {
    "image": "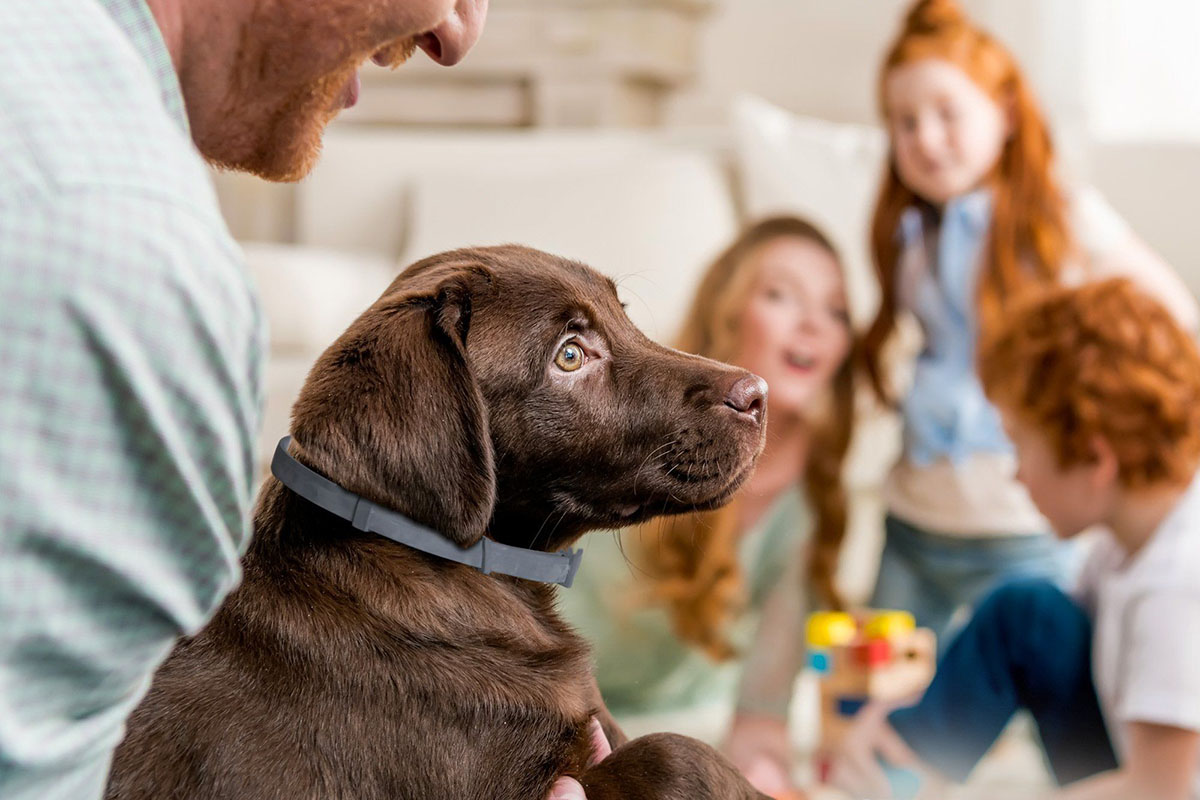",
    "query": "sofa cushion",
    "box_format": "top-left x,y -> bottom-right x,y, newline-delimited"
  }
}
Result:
732,95 -> 887,329
398,150 -> 738,344
241,242 -> 396,355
